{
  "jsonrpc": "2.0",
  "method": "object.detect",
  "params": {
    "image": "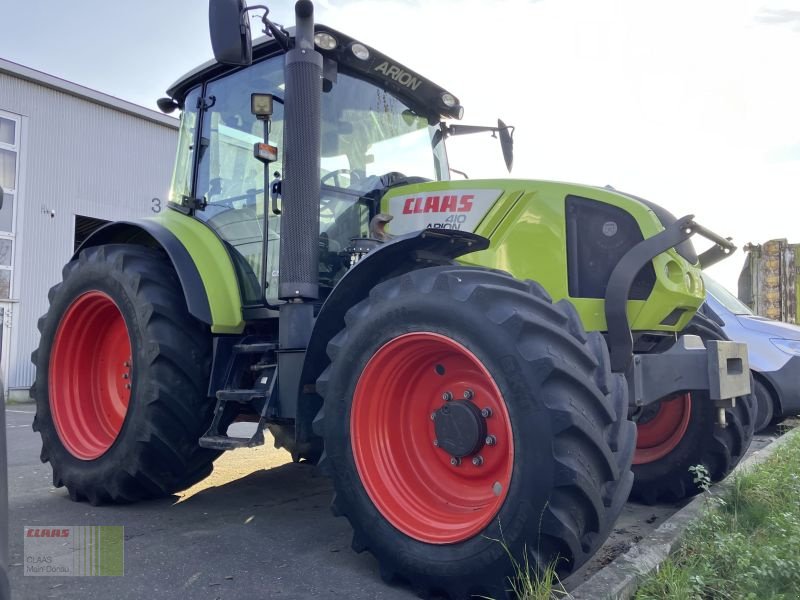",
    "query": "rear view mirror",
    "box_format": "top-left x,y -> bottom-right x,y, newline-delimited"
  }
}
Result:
209,0 -> 253,66
498,119 -> 514,173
